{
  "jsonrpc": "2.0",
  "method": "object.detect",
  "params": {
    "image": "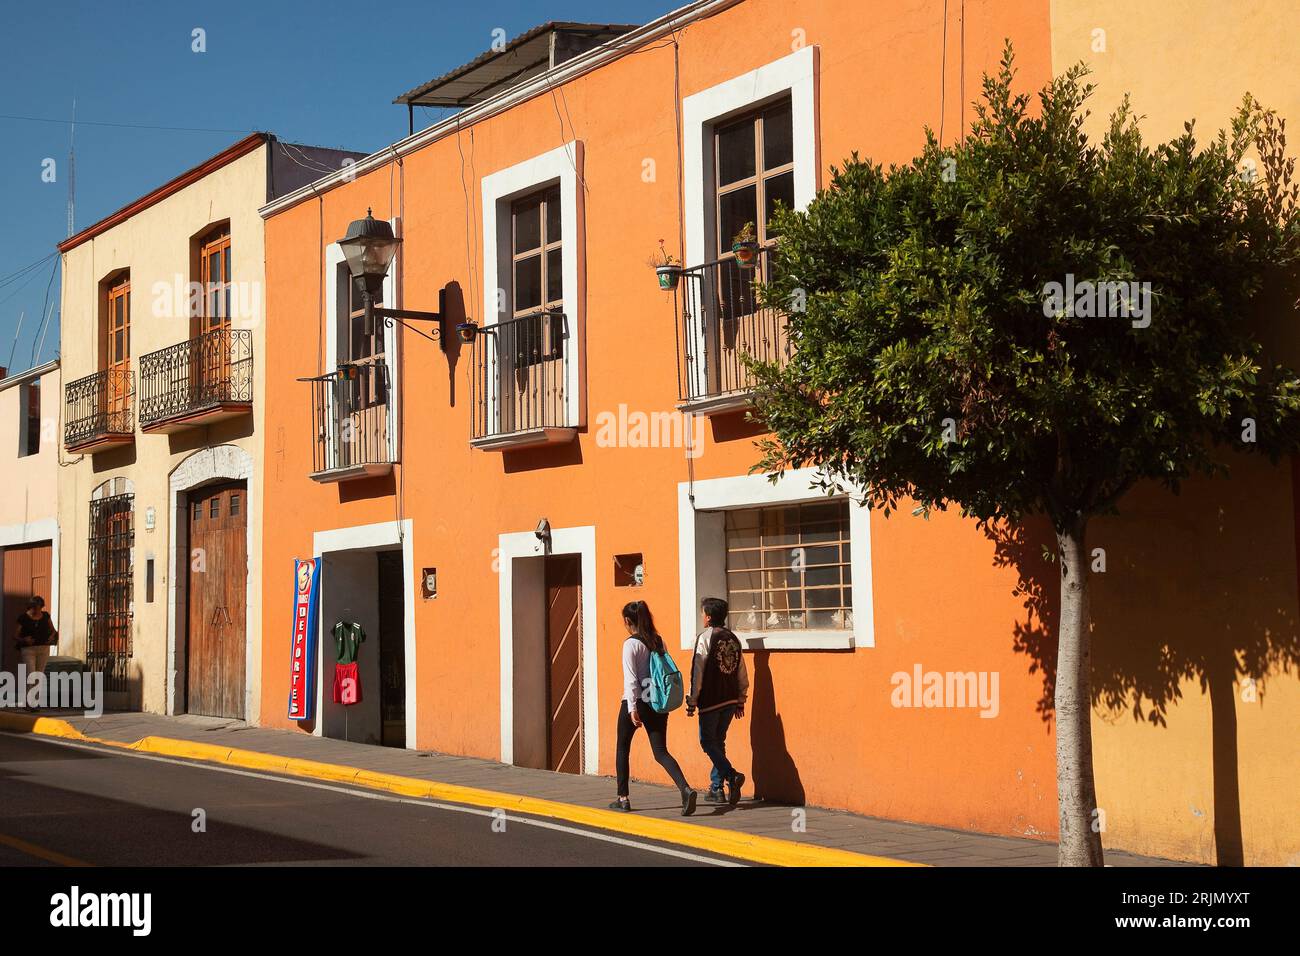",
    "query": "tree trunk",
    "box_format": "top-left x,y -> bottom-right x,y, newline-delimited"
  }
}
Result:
1055,518 -> 1105,866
